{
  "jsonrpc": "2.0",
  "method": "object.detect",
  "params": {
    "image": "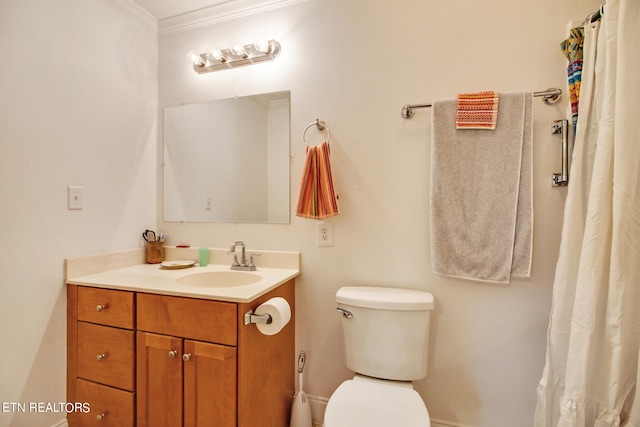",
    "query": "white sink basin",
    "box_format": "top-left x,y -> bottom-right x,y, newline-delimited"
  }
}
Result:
176,271 -> 262,287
